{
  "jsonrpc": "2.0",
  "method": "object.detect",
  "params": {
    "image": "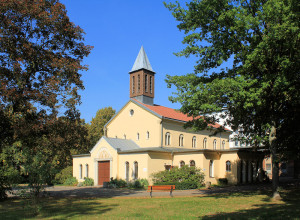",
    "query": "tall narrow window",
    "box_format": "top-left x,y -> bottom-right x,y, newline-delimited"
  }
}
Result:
123,134 -> 126,139
192,136 -> 196,148
85,164 -> 89,178
203,138 -> 207,149
145,75 -> 148,92
132,76 -> 135,93
190,160 -> 195,167
137,133 -> 140,140
79,164 -> 82,179
209,160 -> 214,177
146,131 -> 150,140
213,139 -> 217,149
165,132 -> 170,146
222,140 -> 225,149
226,161 -> 231,172
179,134 -> 184,147
150,76 -> 153,94
180,161 -> 185,168
134,161 -> 138,179
138,74 -> 140,93
125,162 -> 129,181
